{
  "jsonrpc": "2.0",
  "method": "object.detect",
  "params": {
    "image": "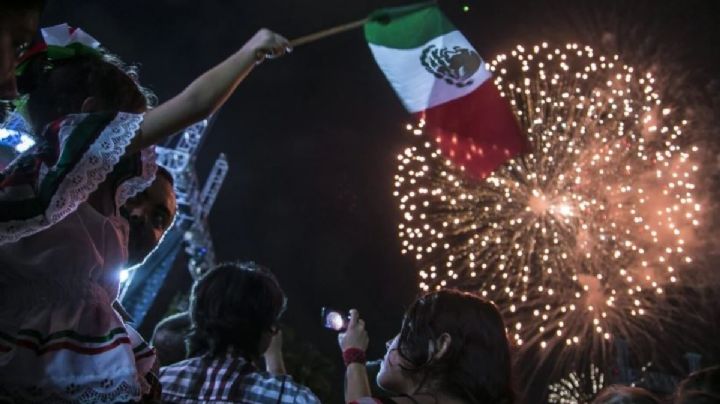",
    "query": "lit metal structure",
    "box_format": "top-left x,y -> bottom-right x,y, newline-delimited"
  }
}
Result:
121,118 -> 228,325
